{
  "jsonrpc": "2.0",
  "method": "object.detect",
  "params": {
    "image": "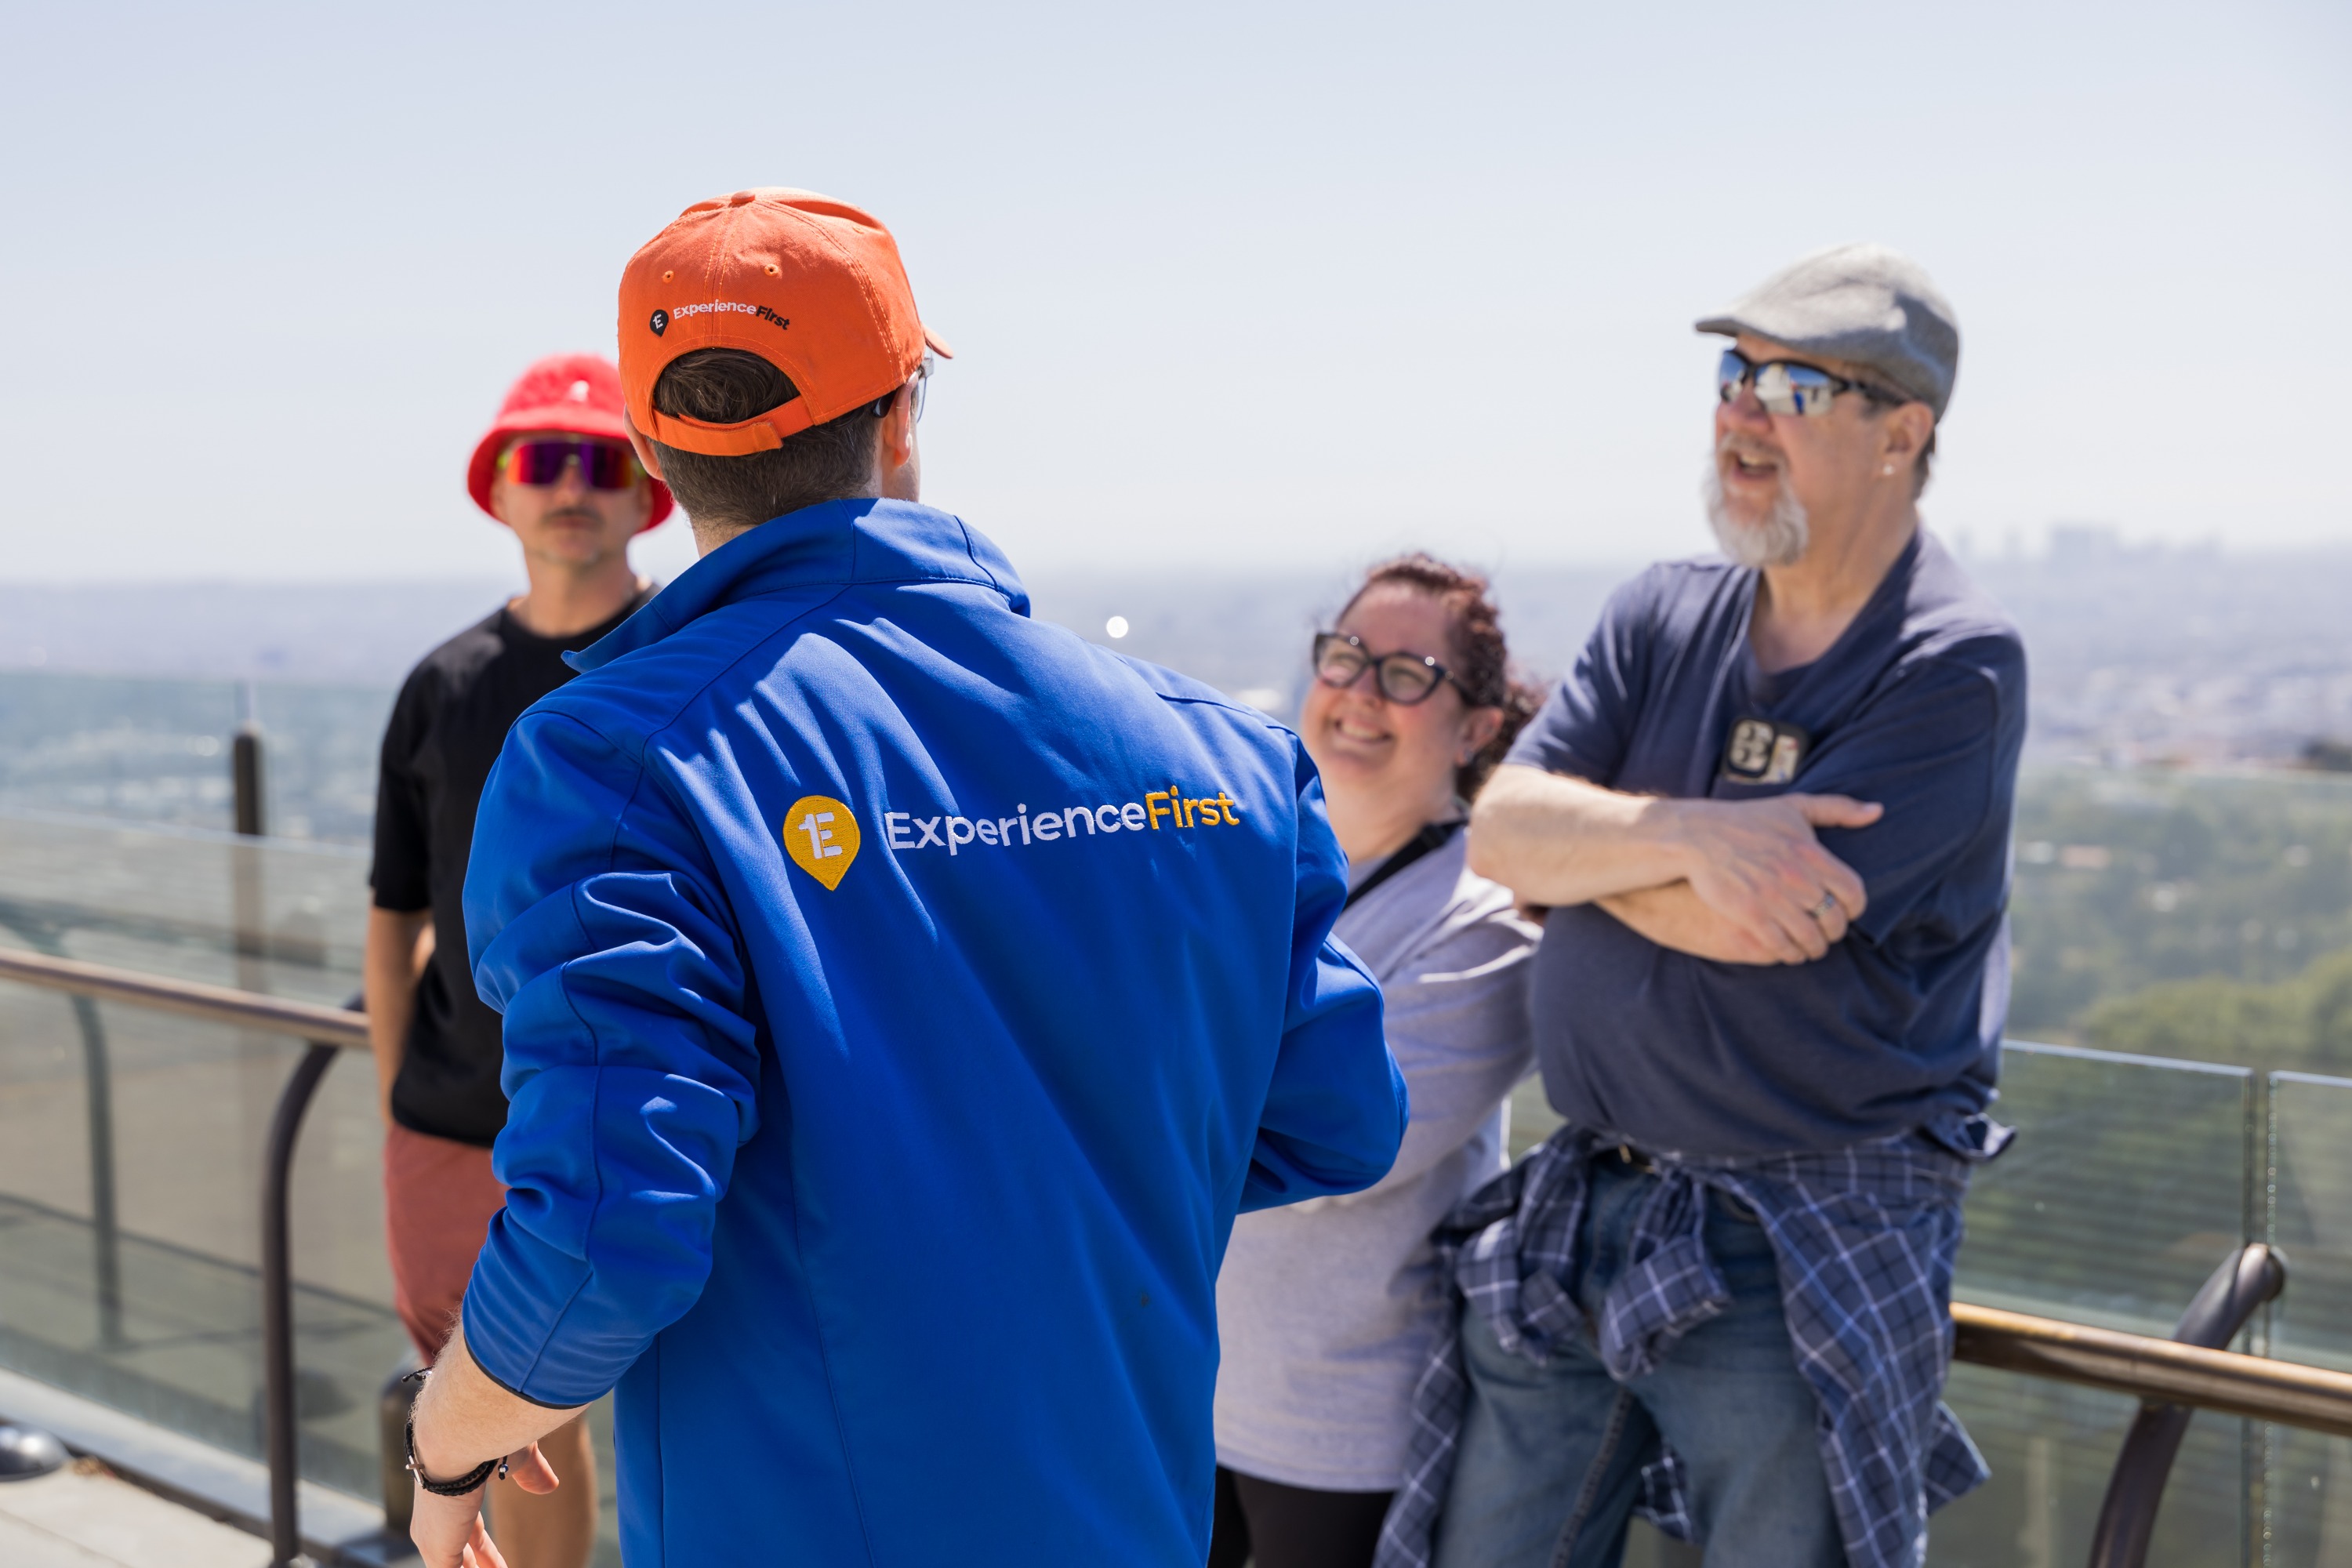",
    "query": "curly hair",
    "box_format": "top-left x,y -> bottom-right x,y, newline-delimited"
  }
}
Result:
1338,553 -> 1544,799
